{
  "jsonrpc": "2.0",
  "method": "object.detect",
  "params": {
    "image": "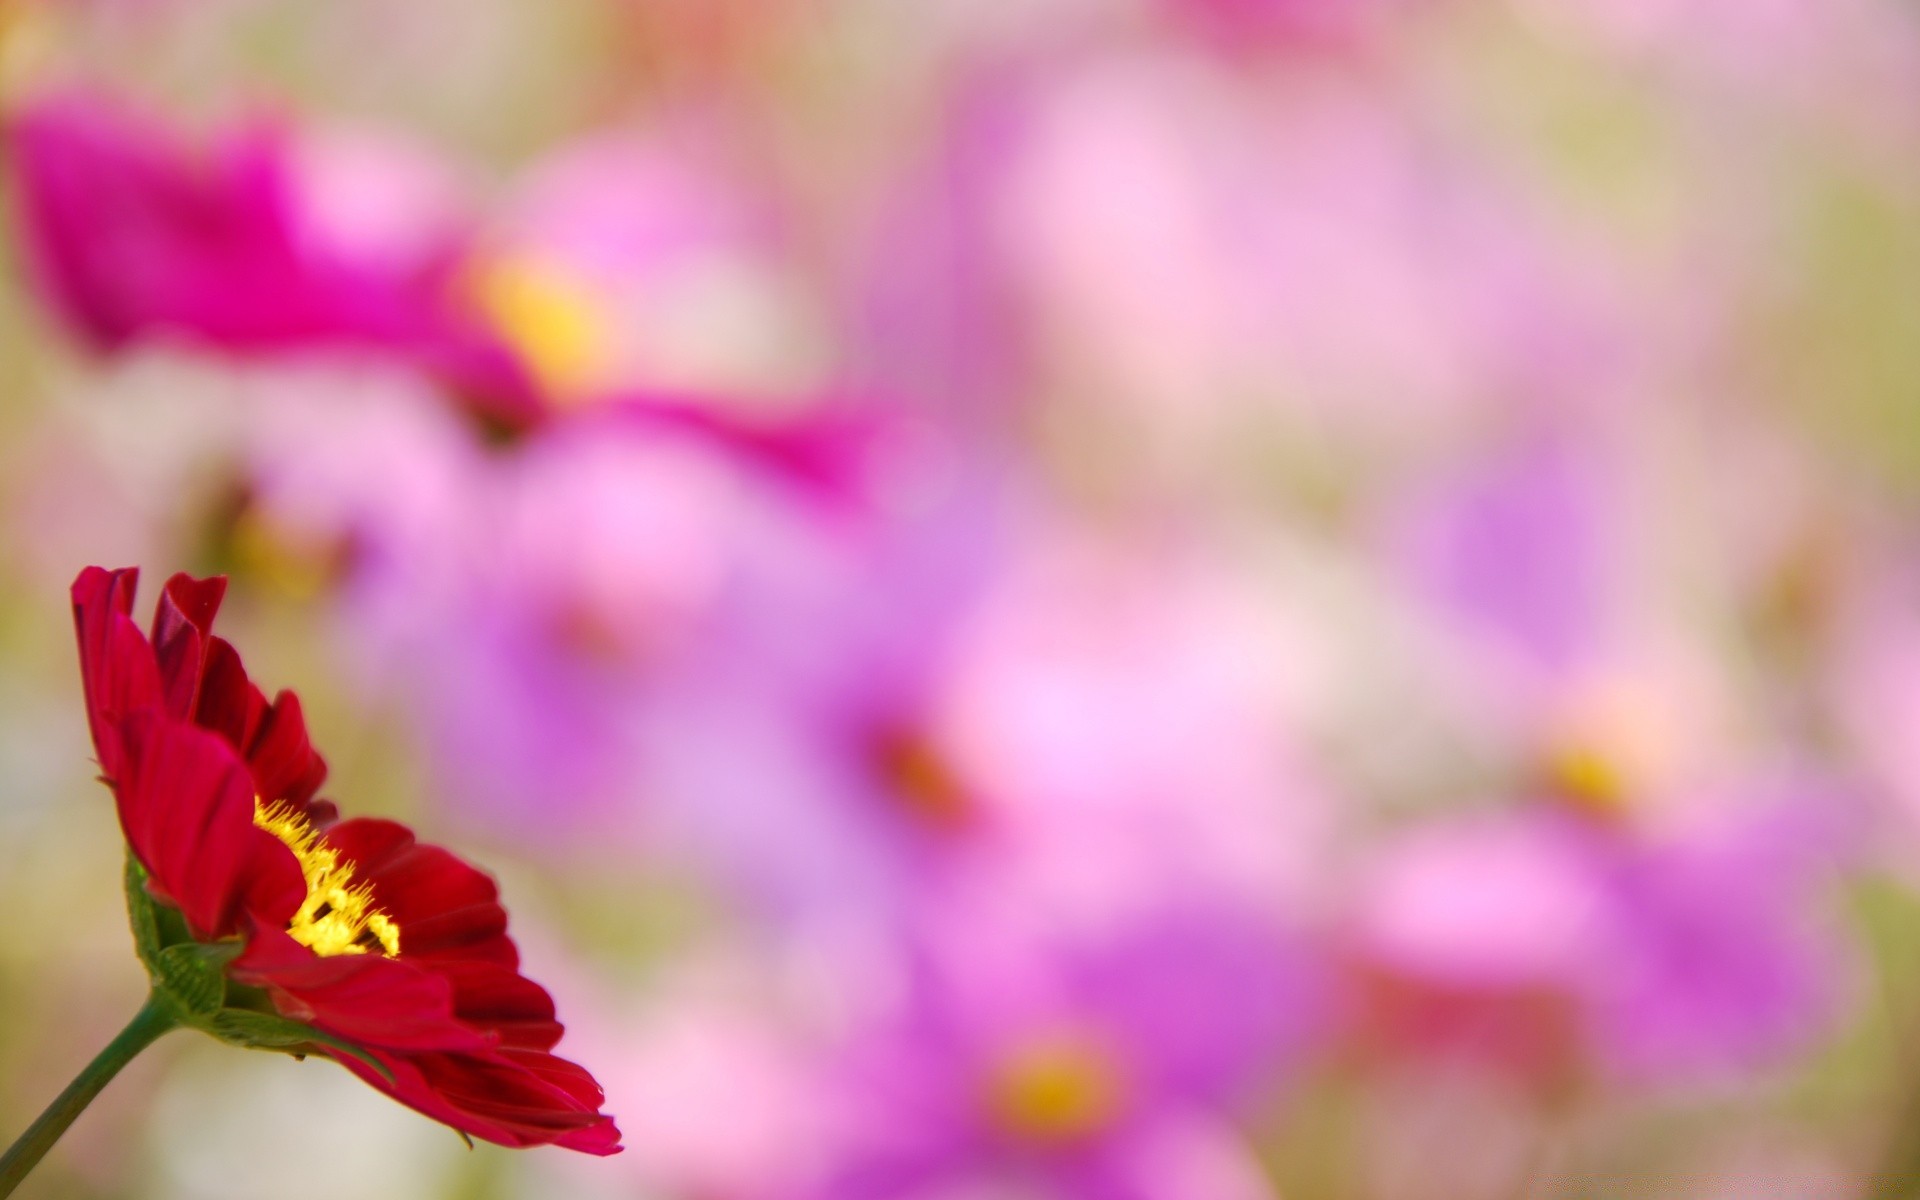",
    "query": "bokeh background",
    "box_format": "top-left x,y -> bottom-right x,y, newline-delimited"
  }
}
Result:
2,0 -> 1920,1196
